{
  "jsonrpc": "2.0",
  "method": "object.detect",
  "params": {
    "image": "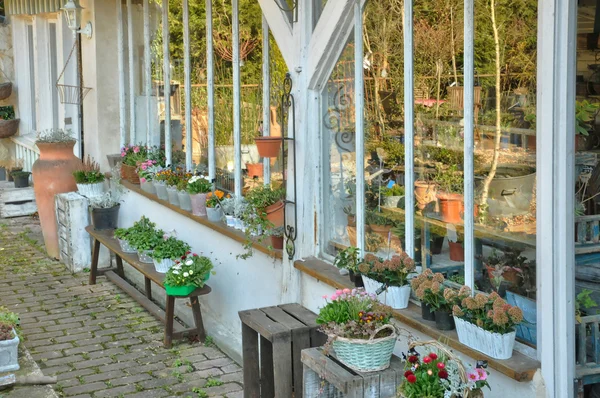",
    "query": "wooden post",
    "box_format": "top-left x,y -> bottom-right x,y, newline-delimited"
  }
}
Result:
127,0 -> 136,145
